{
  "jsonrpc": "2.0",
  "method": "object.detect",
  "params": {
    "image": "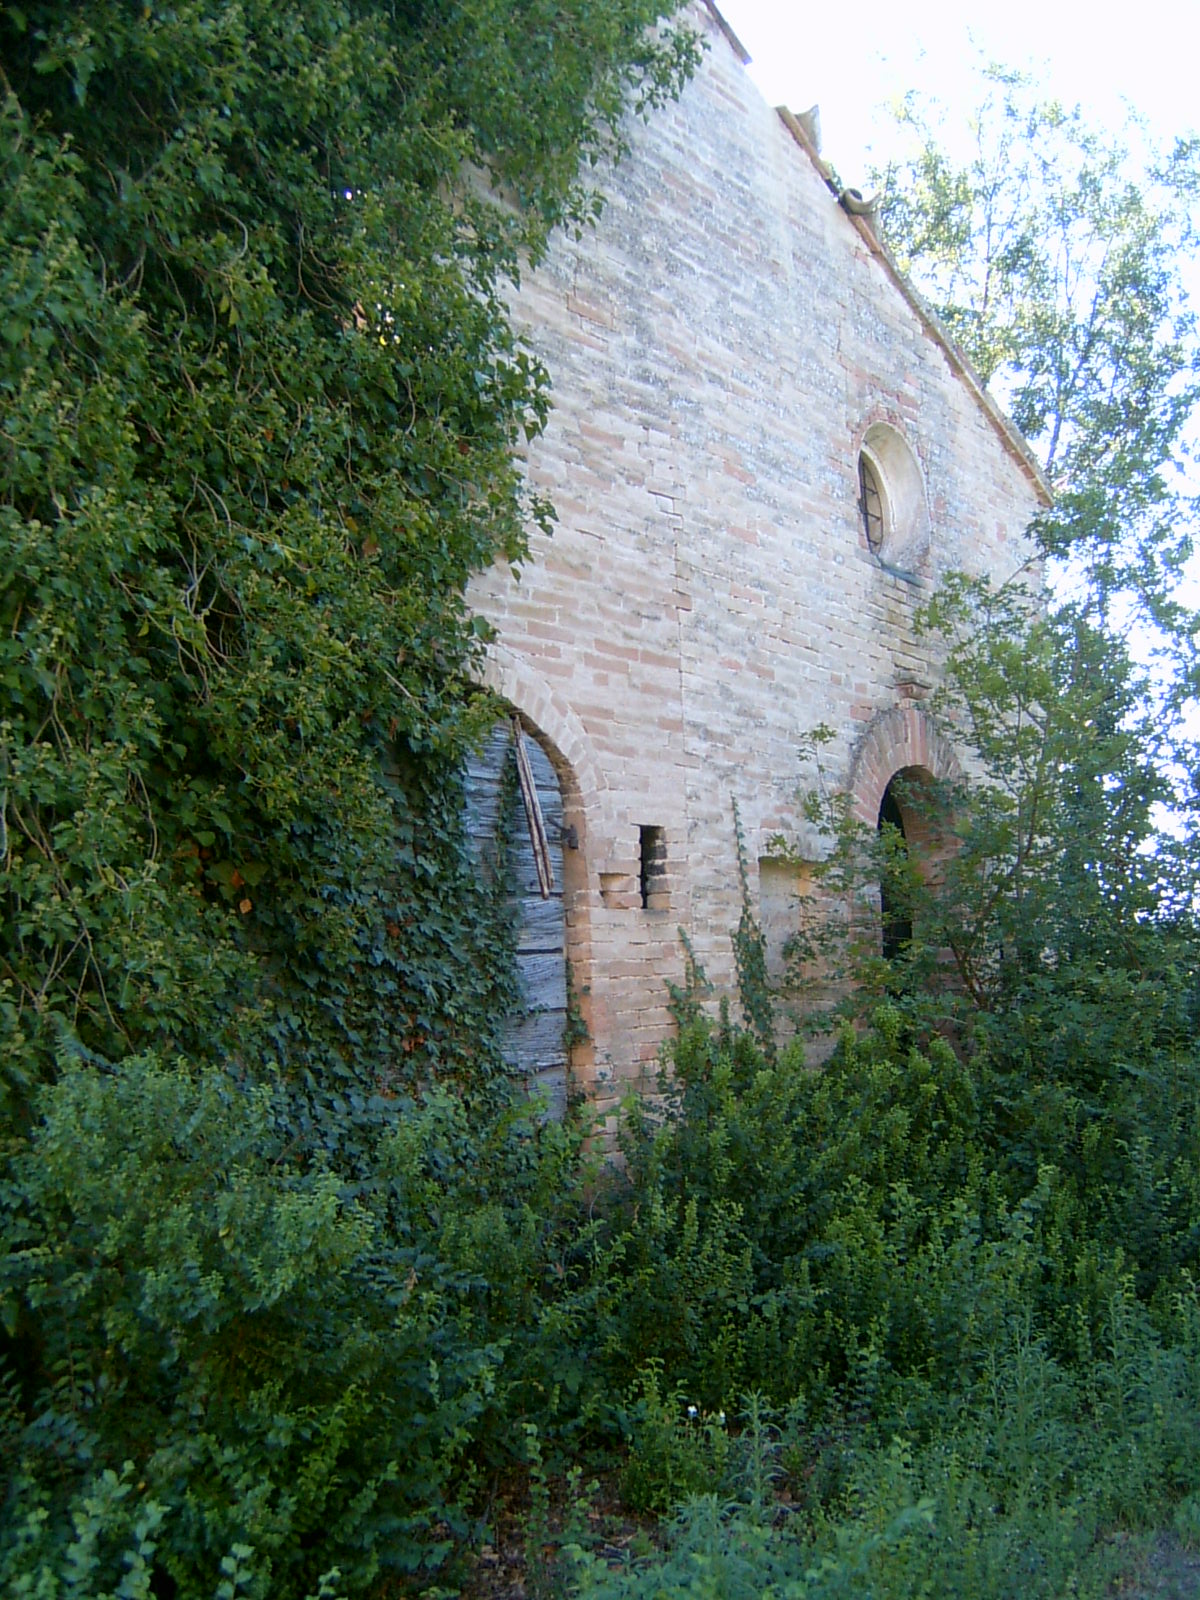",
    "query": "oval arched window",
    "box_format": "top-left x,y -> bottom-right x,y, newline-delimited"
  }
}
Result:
858,452 -> 885,554
854,422 -> 930,570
